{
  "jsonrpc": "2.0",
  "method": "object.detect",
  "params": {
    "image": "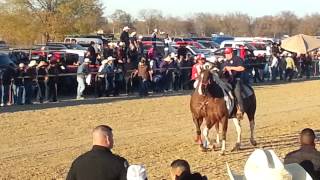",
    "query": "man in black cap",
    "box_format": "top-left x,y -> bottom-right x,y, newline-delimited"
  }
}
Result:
284,128 -> 320,179
67,125 -> 128,180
